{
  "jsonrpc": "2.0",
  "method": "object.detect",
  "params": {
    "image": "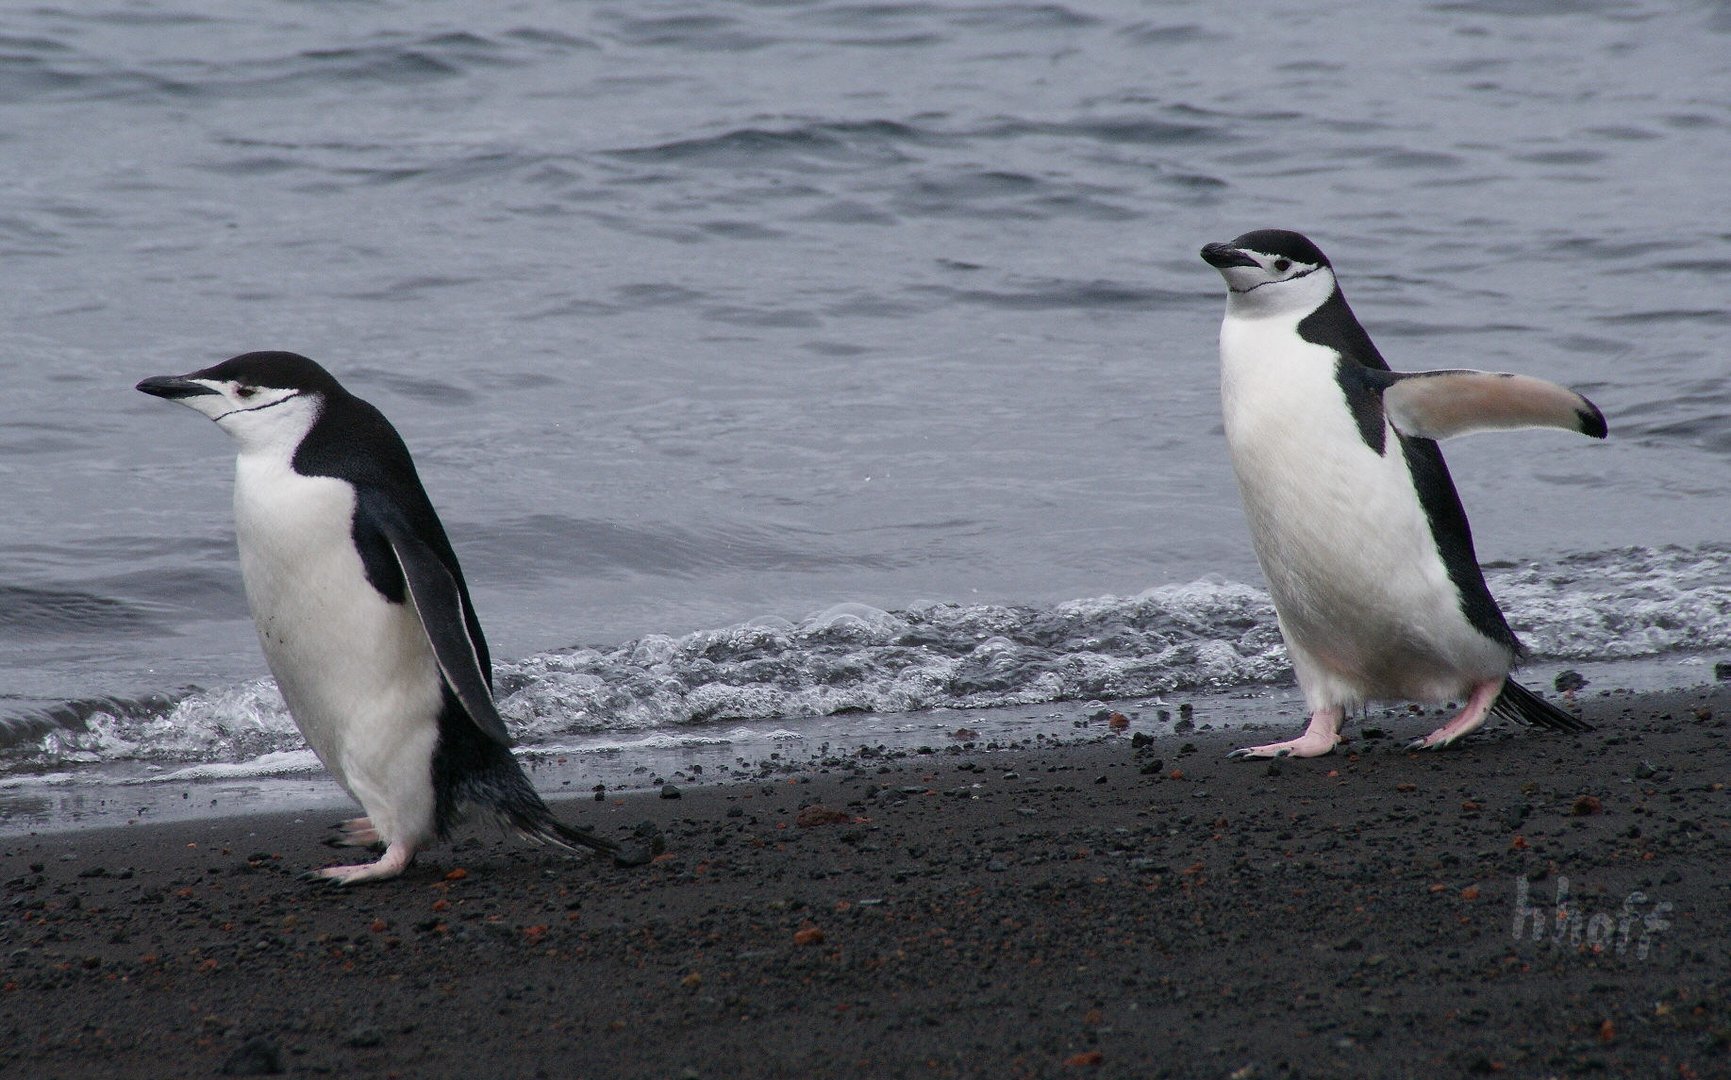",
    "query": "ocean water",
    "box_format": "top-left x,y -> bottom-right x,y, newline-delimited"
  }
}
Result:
2,1 -> 1729,823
